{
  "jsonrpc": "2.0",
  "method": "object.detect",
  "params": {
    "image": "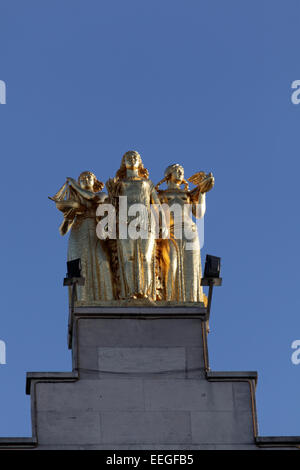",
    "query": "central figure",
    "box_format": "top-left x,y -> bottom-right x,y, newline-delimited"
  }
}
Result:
106,151 -> 162,300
